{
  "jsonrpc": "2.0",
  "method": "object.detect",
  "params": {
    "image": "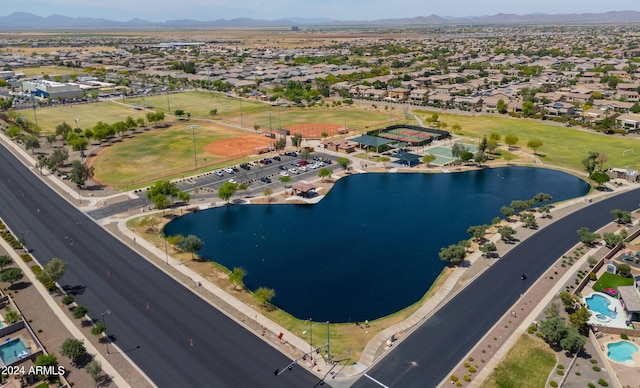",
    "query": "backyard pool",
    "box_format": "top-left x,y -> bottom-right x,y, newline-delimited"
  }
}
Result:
0,337 -> 29,366
585,293 -> 617,318
607,341 -> 638,365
